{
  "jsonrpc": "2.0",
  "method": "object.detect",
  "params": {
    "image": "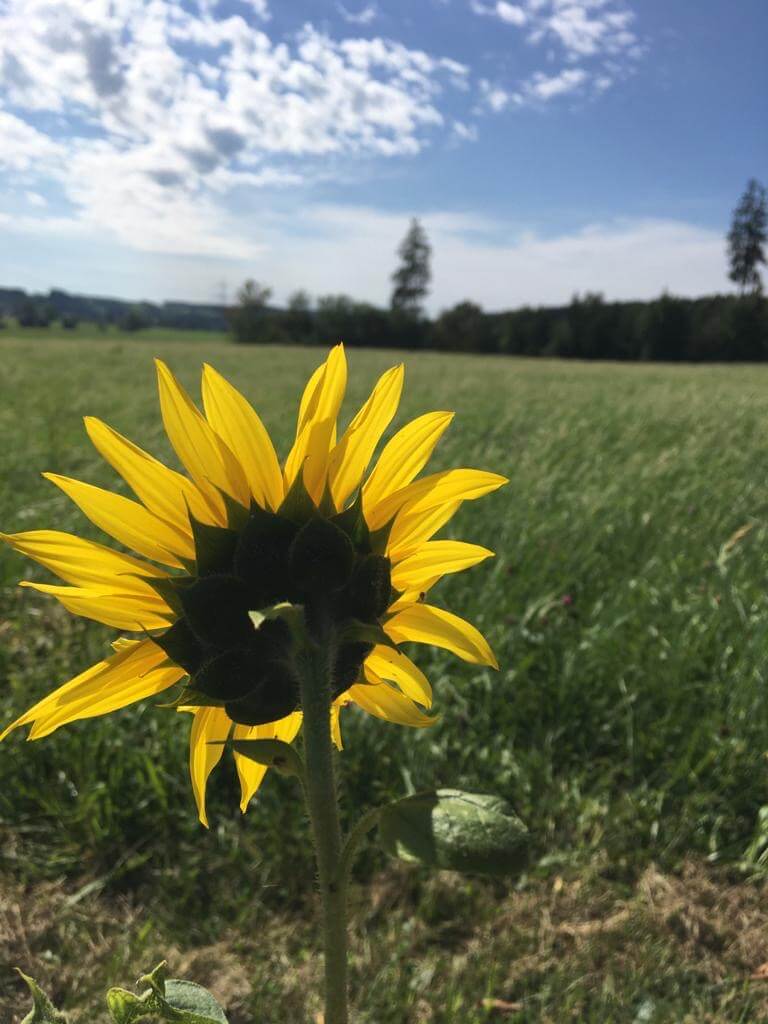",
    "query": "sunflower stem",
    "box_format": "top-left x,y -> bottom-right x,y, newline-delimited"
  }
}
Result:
298,615 -> 349,1024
